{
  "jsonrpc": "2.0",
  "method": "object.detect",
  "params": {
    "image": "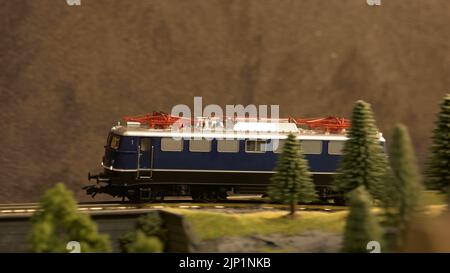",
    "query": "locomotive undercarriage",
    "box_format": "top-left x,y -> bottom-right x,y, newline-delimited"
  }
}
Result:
85,169 -> 344,204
